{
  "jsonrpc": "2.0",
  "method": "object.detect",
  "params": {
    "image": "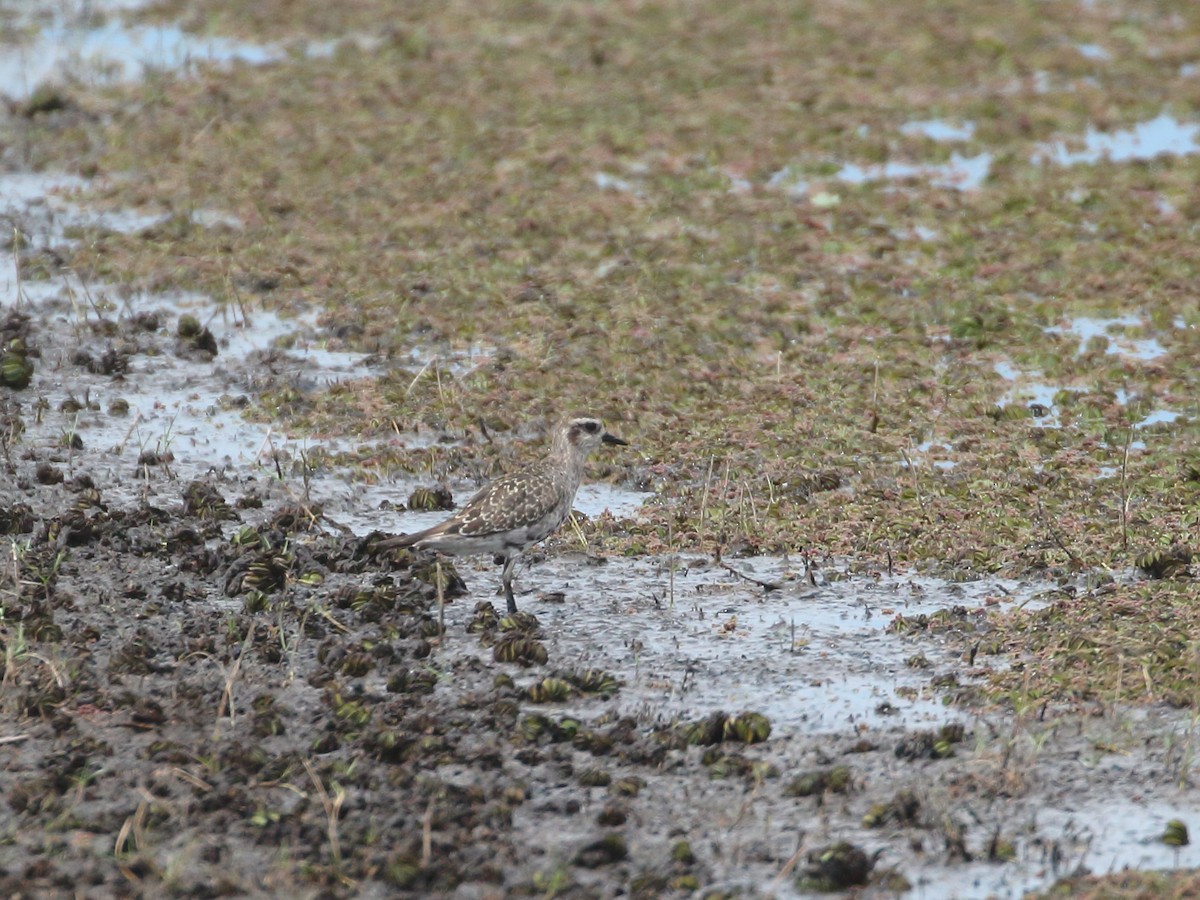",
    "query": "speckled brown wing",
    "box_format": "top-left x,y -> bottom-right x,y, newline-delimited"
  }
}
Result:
440,462 -> 567,539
